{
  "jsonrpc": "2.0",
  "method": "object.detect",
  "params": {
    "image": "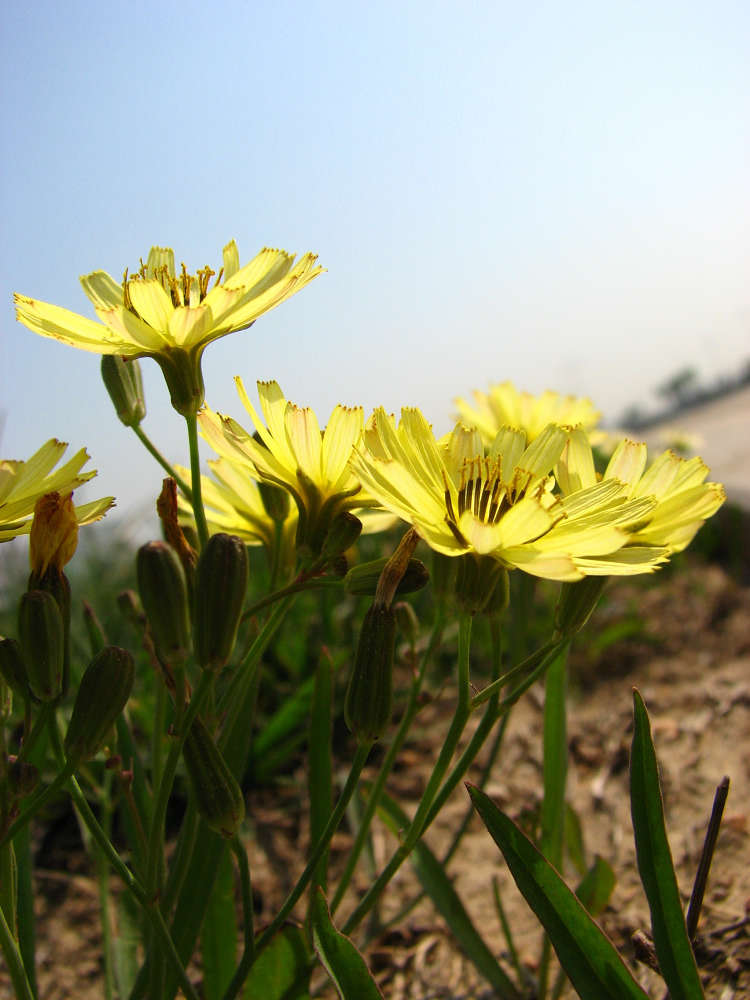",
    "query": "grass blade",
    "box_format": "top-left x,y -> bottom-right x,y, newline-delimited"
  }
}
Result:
469,784 -> 649,1000
311,888 -> 383,999
201,848 -> 237,999
630,690 -> 705,999
240,925 -> 311,1000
